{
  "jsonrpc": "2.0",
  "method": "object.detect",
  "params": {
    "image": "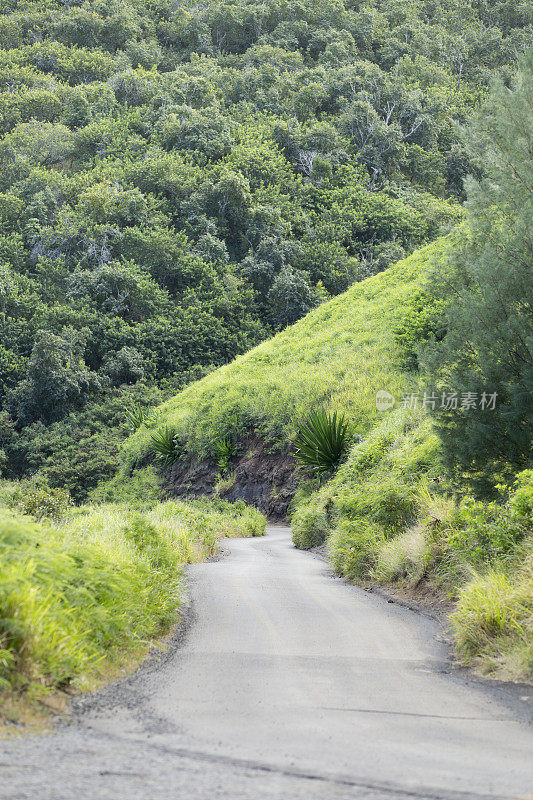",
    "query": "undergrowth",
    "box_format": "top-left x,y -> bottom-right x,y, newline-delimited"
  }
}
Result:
0,494 -> 265,718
